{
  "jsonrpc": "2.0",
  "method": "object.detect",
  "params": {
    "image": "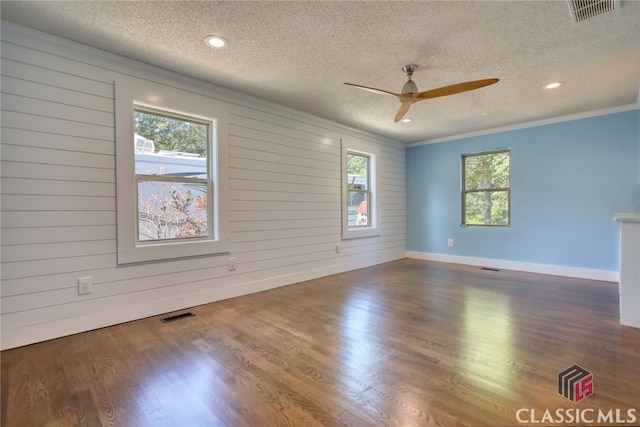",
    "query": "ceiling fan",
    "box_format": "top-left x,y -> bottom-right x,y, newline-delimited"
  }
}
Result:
344,64 -> 499,122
